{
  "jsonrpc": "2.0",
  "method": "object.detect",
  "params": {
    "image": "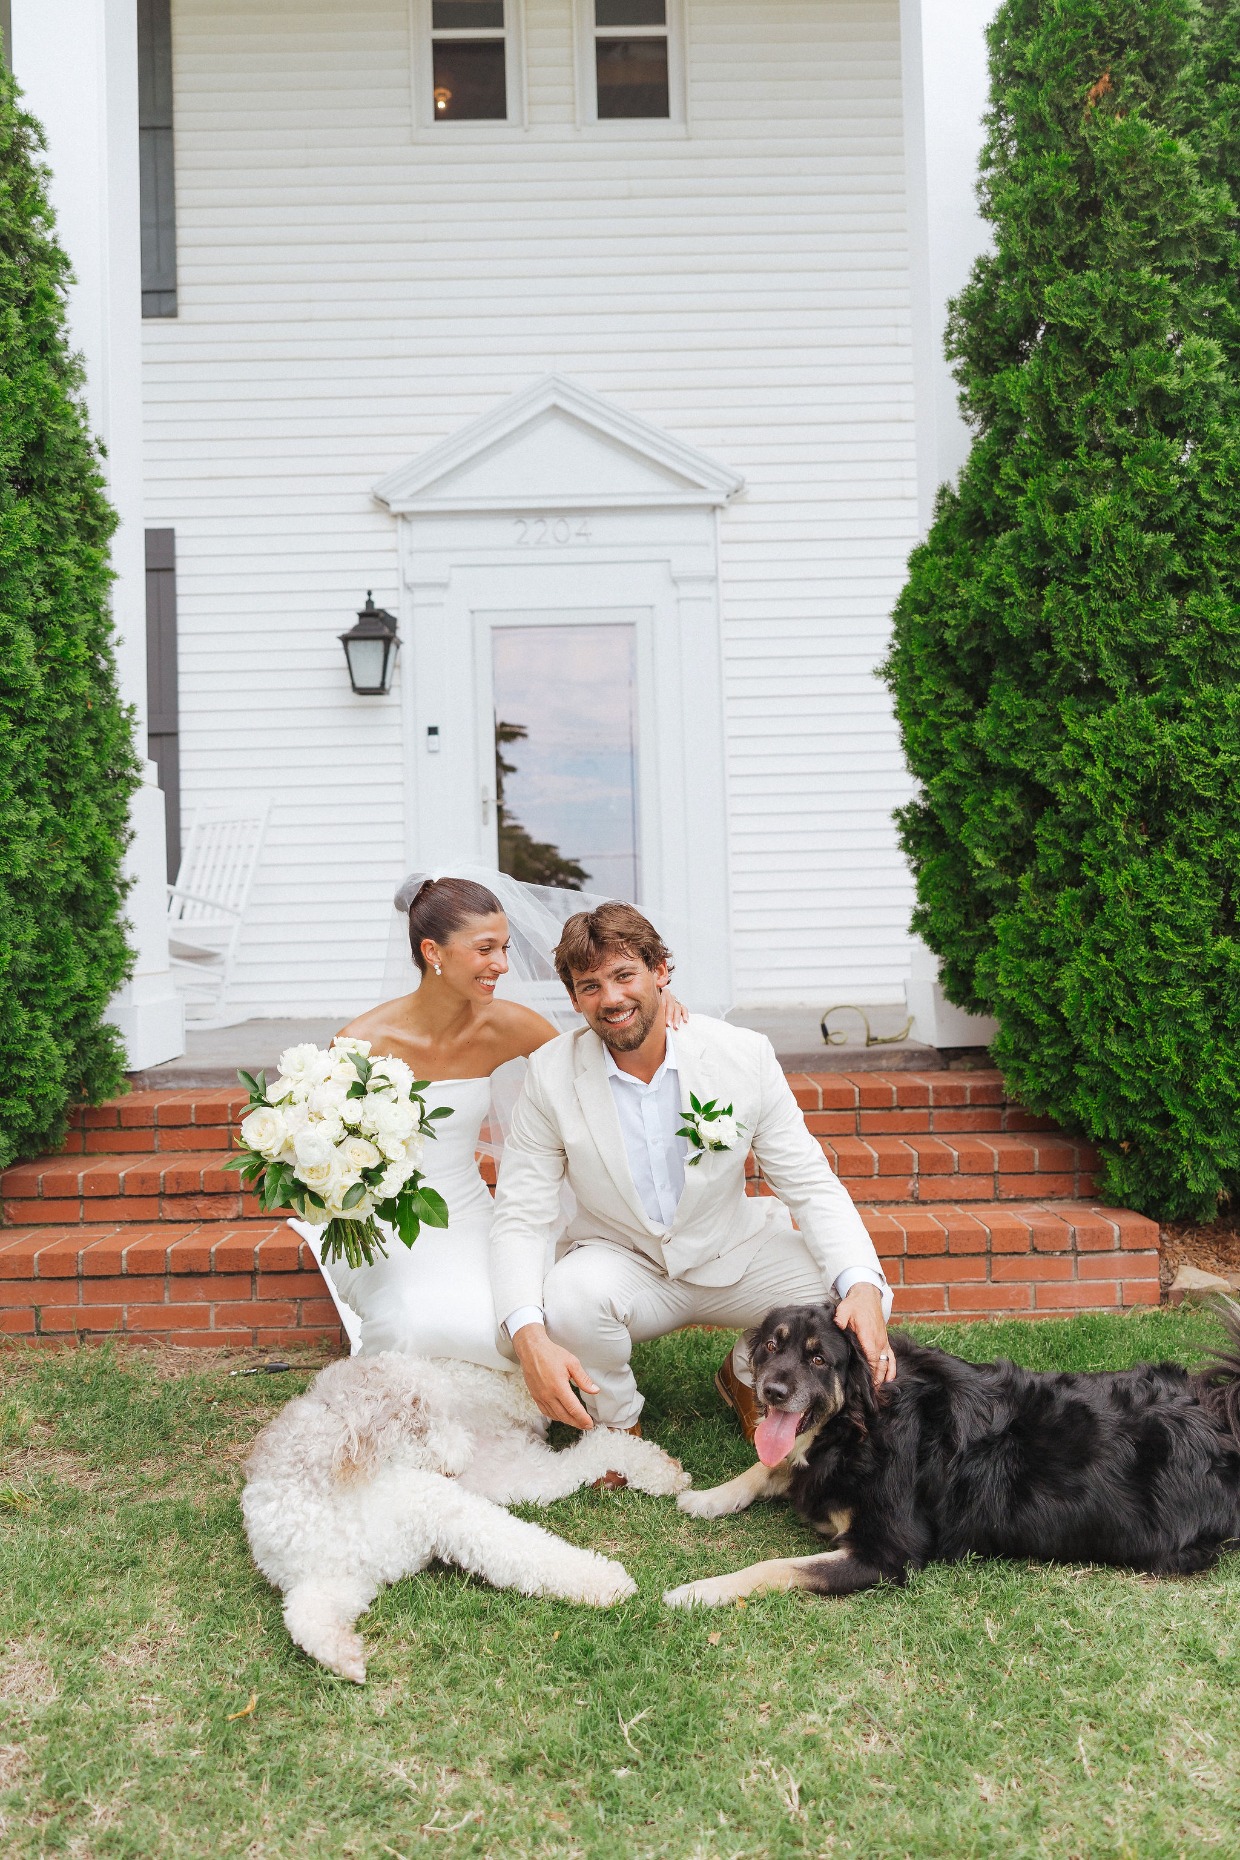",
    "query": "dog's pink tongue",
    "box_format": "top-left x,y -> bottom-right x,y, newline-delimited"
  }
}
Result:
754,1409 -> 800,1467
